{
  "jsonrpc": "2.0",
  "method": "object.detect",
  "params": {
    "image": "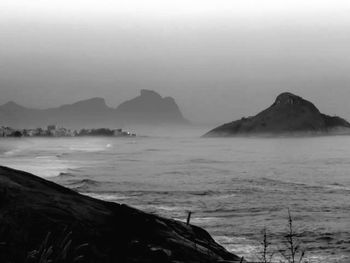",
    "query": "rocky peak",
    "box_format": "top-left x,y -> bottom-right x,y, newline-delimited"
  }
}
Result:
0,101 -> 25,111
204,92 -> 350,136
140,89 -> 162,99
60,97 -> 108,110
274,92 -> 303,105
